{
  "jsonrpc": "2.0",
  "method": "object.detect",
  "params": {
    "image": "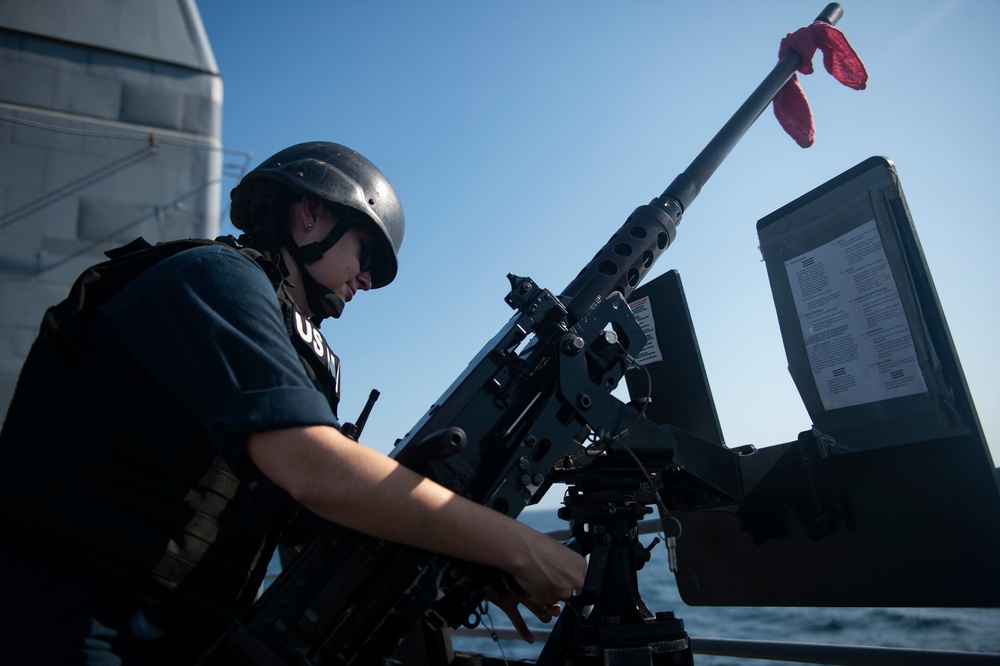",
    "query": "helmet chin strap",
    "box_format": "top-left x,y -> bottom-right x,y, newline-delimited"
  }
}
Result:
284,220 -> 353,324
298,265 -> 345,324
